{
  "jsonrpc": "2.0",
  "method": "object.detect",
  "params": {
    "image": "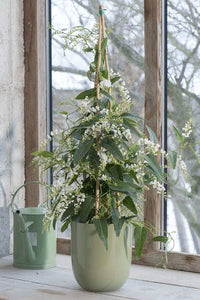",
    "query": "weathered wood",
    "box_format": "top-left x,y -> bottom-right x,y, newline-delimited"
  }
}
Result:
24,0 -> 47,206
133,249 -> 200,273
57,238 -> 71,255
57,238 -> 200,273
37,0 -> 48,202
144,0 -> 162,250
24,0 -> 39,206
